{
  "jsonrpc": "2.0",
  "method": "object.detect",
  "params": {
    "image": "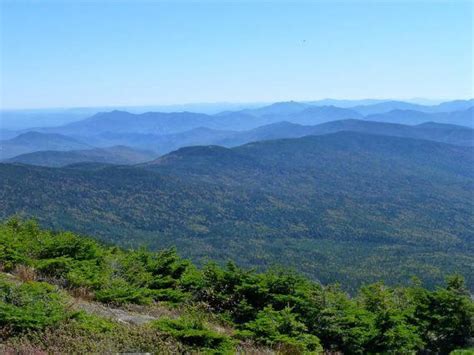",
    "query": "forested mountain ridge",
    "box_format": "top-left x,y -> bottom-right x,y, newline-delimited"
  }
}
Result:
351,98 -> 474,115
0,131 -> 91,159
3,119 -> 472,166
6,145 -> 158,167
365,107 -> 474,127
211,119 -> 474,150
2,132 -> 472,291
22,101 -> 473,142
37,105 -> 362,136
2,99 -> 471,165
